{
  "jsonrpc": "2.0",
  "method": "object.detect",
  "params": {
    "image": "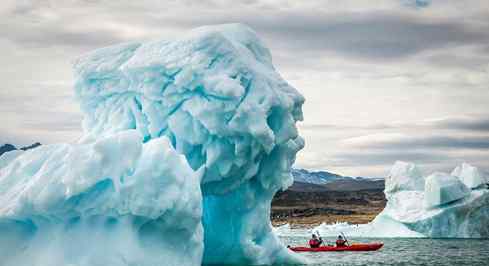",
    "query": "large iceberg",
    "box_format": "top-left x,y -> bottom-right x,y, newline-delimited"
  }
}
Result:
380,162 -> 489,238
315,162 -> 489,238
0,24 -> 305,265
